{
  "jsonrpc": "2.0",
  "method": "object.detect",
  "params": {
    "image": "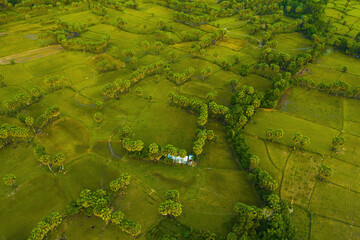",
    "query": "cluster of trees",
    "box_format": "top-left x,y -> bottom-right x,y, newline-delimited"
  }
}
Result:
100,61 -> 168,99
225,88 -> 295,239
149,143 -> 187,162
63,175 -> 141,237
56,19 -> 89,33
110,173 -> 132,193
208,101 -> 229,120
34,145 -> 65,171
261,72 -> 292,108
122,138 -> 144,153
229,194 -> 294,240
90,3 -> 108,16
248,168 -> 278,193
318,164 -> 333,181
154,30 -> 176,44
39,26 -> 110,53
129,61 -> 168,85
332,136 -> 344,152
61,32 -> 110,53
28,212 -> 62,240
166,67 -> 194,85
0,123 -> 29,150
34,105 -> 61,130
44,74 -> 69,91
100,78 -> 131,99
191,29 -> 227,54
250,15 -> 302,36
3,93 -> 33,115
265,128 -> 284,142
294,77 -> 360,99
168,92 -> 208,126
193,129 -> 215,156
159,190 -> 182,217
173,12 -> 209,26
225,85 -> 261,131
160,0 -> 235,18
179,29 -> 202,42
96,57 -> 119,72
118,126 -> 188,163
333,37 -> 360,58
293,132 -> 310,149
